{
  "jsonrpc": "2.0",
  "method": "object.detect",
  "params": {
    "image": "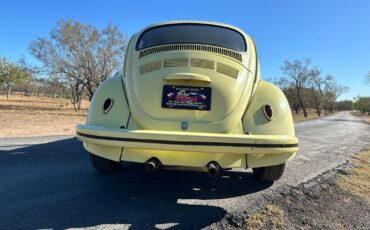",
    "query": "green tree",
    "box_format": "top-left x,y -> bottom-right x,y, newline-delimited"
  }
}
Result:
353,96 -> 370,115
0,58 -> 30,99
